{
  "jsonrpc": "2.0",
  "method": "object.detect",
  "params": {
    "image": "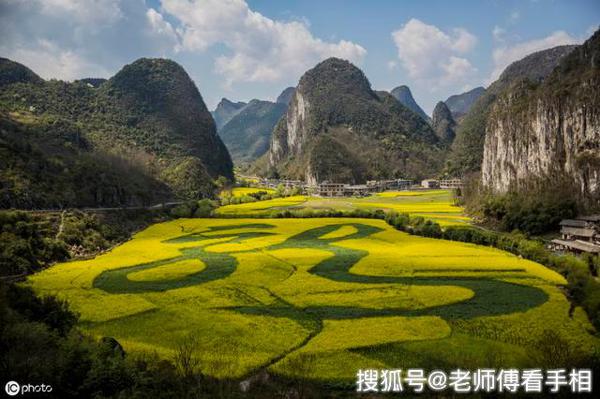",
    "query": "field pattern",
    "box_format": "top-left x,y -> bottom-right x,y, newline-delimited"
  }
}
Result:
29,218 -> 598,381
216,190 -> 469,226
